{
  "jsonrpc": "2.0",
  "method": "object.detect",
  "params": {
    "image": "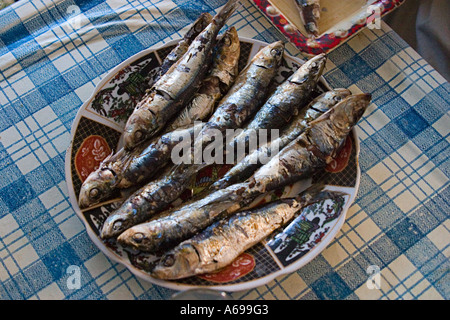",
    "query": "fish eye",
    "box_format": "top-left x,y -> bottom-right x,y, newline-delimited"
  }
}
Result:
132,232 -> 145,243
162,254 -> 175,267
89,188 -> 100,199
134,130 -> 145,142
335,119 -> 349,130
113,220 -> 123,231
223,35 -> 232,46
270,48 -> 282,57
194,21 -> 205,32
